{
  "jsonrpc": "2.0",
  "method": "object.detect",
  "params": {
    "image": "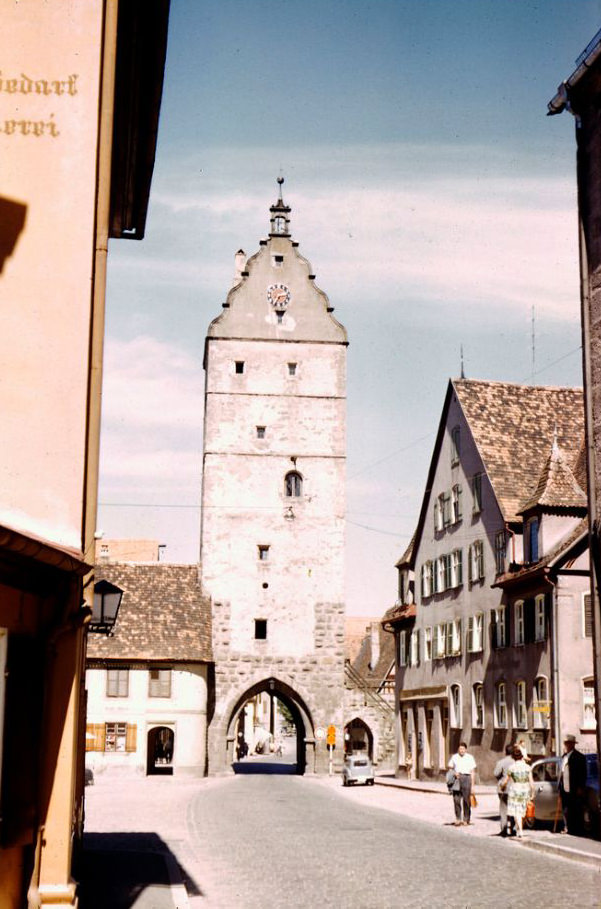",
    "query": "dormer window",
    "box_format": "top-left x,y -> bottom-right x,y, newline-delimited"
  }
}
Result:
272,254 -> 284,268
